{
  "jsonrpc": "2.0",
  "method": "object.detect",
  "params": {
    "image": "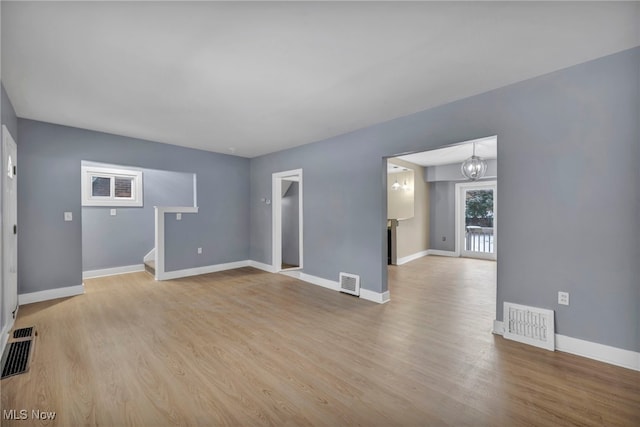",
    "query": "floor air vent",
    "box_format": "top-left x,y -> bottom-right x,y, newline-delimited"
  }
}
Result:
13,327 -> 34,339
503,302 -> 555,351
339,272 -> 360,296
1,340 -> 33,379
